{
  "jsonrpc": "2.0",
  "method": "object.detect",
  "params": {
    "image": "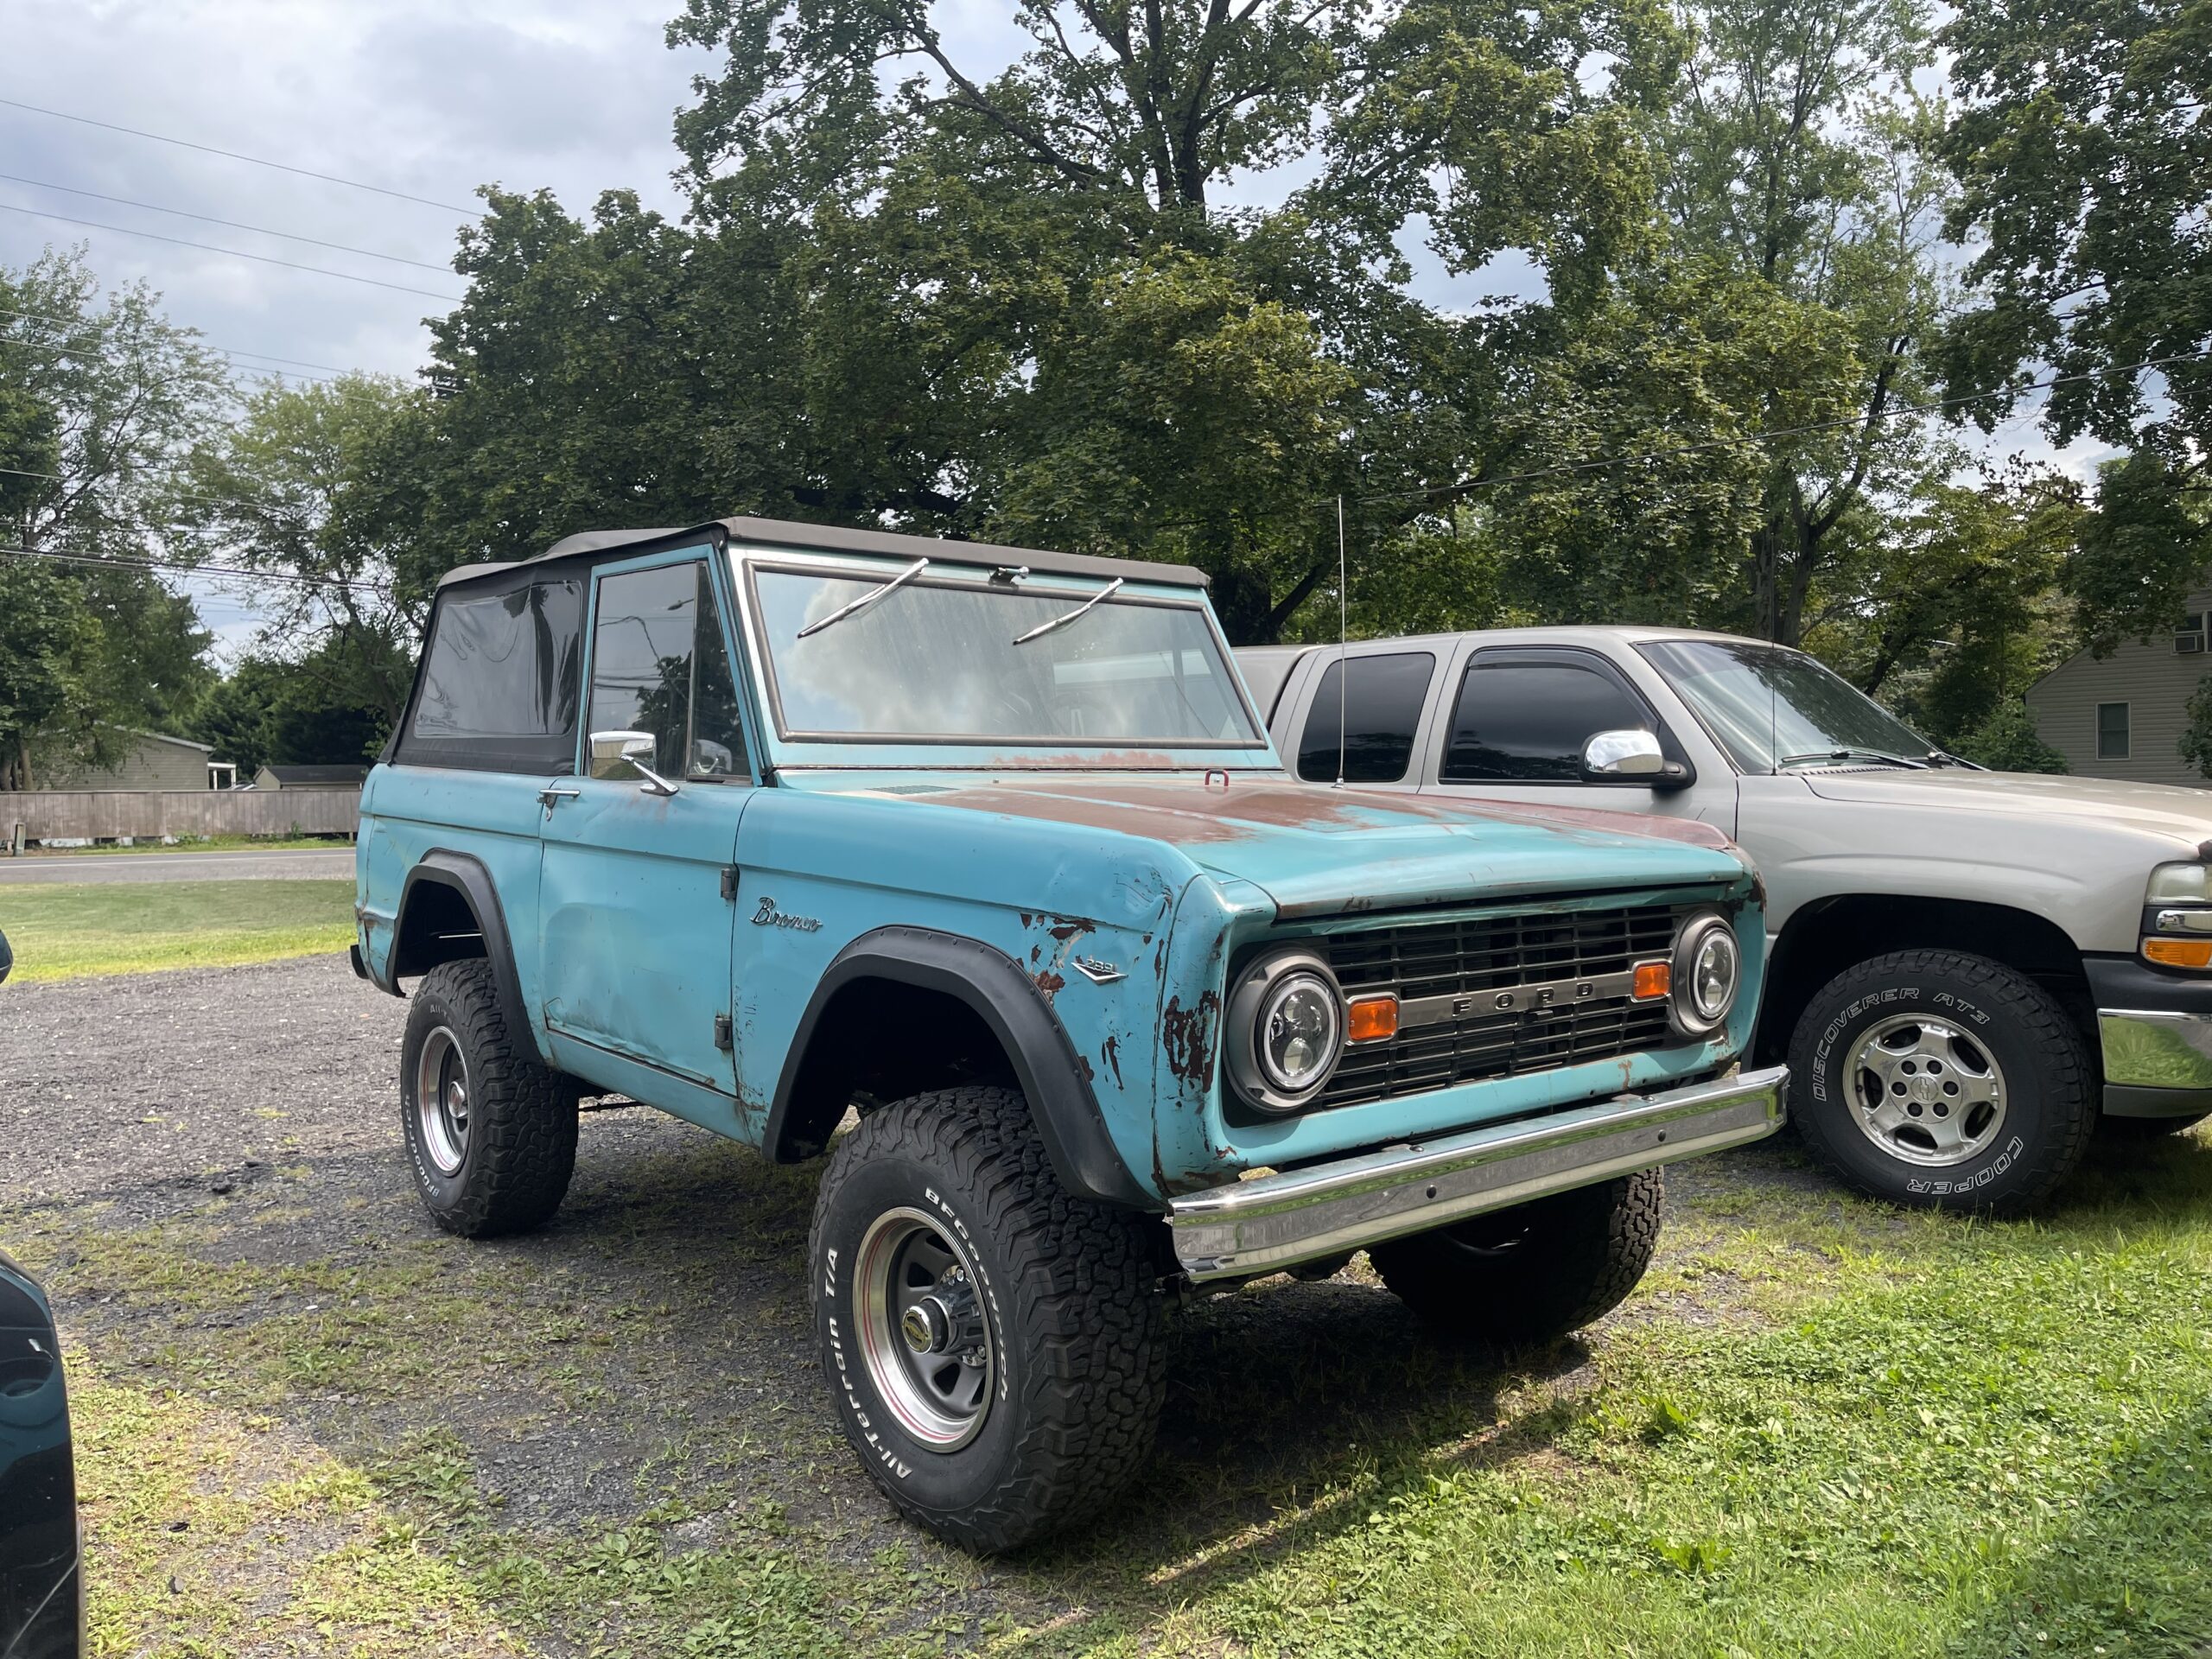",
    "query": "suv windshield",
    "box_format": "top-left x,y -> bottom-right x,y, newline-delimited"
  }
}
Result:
1637,639 -> 1932,772
748,563 -> 1264,748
